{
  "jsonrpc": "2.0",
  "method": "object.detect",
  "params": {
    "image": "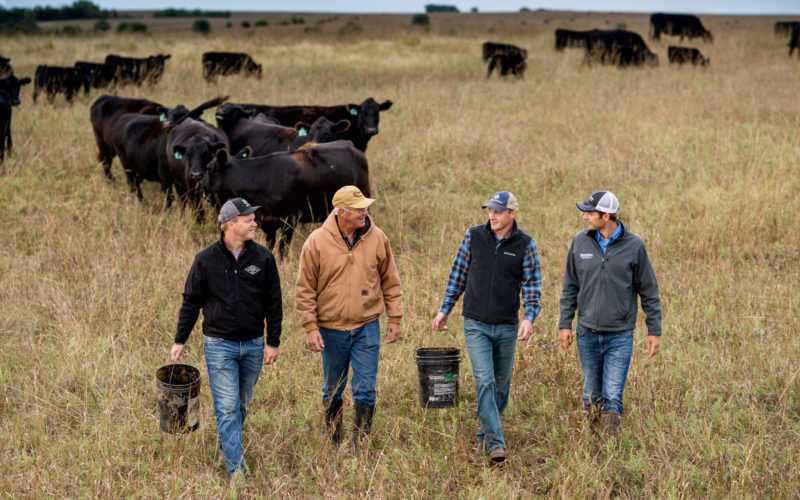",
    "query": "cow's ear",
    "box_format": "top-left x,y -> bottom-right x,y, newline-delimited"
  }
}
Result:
173,145 -> 187,160
347,104 -> 360,116
334,119 -> 351,133
216,148 -> 229,165
210,142 -> 227,153
235,146 -> 252,159
379,100 -> 393,111
294,122 -> 310,136
20,77 -> 31,86
157,106 -> 169,122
